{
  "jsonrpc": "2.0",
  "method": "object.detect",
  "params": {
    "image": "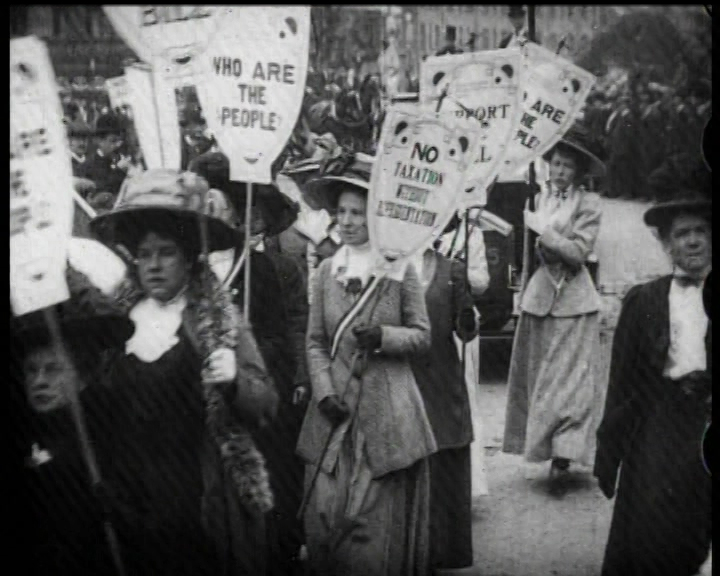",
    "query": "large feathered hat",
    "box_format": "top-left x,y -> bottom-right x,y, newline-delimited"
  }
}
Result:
89,169 -> 239,254
13,266 -> 134,354
302,149 -> 374,213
